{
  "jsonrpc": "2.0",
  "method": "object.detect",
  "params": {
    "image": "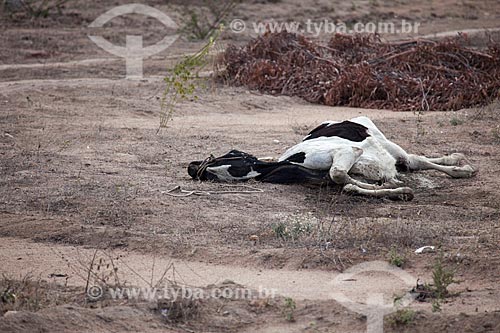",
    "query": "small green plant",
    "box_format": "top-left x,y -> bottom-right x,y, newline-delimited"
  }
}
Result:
158,27 -> 222,131
432,253 -> 456,299
431,299 -> 441,312
1,286 -> 17,304
387,308 -> 415,326
450,117 -> 464,126
272,222 -> 288,240
180,0 -> 238,41
388,246 -> 406,268
283,297 -> 296,322
412,253 -> 456,305
393,293 -> 404,306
